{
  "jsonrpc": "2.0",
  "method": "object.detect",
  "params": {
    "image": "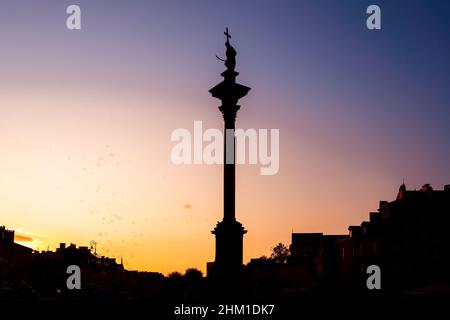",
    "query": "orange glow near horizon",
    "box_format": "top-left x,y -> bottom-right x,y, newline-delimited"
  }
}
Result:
1,89 -> 423,276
